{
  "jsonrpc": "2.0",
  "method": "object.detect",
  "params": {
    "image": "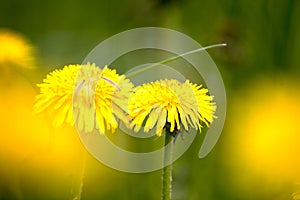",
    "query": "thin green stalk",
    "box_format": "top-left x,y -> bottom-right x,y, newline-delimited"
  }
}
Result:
127,43 -> 226,78
161,129 -> 173,200
70,150 -> 87,200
